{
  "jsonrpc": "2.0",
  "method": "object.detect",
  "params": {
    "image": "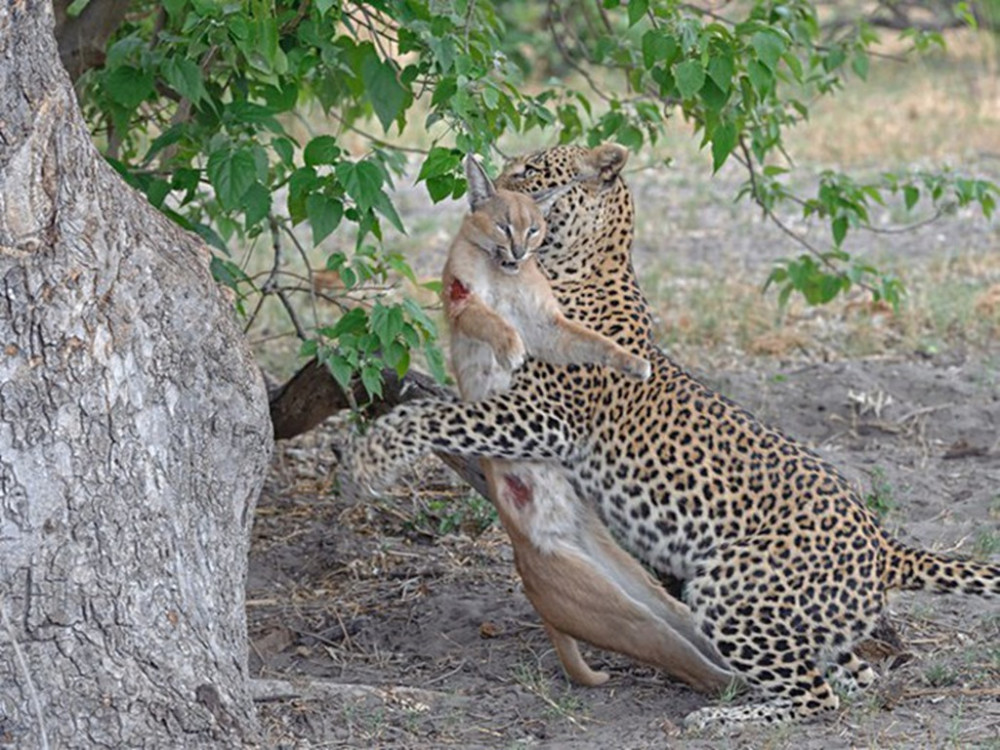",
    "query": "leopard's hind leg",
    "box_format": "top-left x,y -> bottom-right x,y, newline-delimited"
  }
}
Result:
683,536 -> 881,730
684,658 -> 838,729
829,651 -> 877,695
